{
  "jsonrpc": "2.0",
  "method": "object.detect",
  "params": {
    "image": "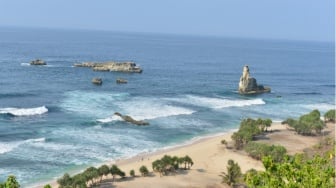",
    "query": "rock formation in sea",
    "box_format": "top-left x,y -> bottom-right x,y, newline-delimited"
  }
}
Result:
30,59 -> 46,65
238,65 -> 271,94
74,61 -> 142,73
114,112 -> 149,126
116,78 -> 128,84
92,77 -> 103,85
